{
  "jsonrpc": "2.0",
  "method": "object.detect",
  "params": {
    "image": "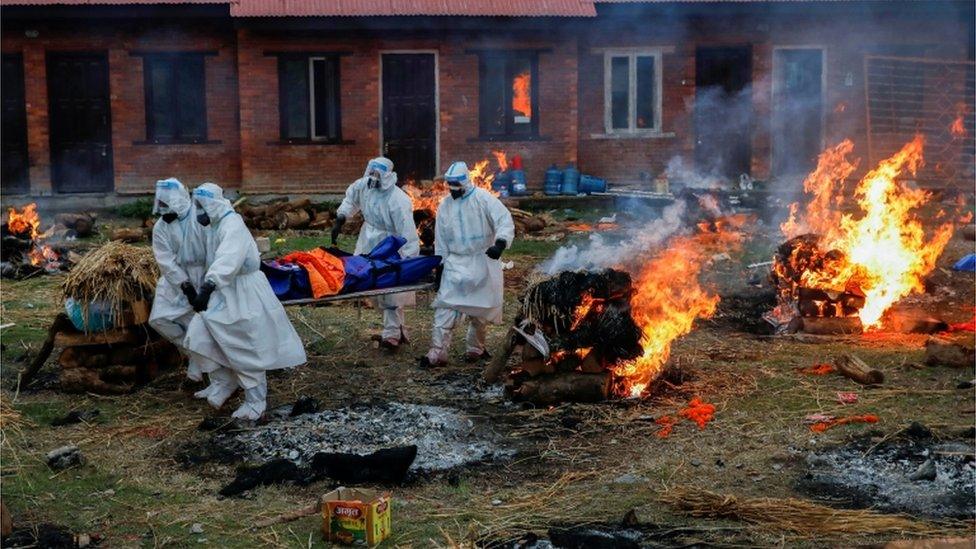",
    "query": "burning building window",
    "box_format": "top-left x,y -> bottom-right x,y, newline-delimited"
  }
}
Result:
278,54 -> 341,142
604,50 -> 661,134
141,53 -> 207,143
478,52 -> 538,138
